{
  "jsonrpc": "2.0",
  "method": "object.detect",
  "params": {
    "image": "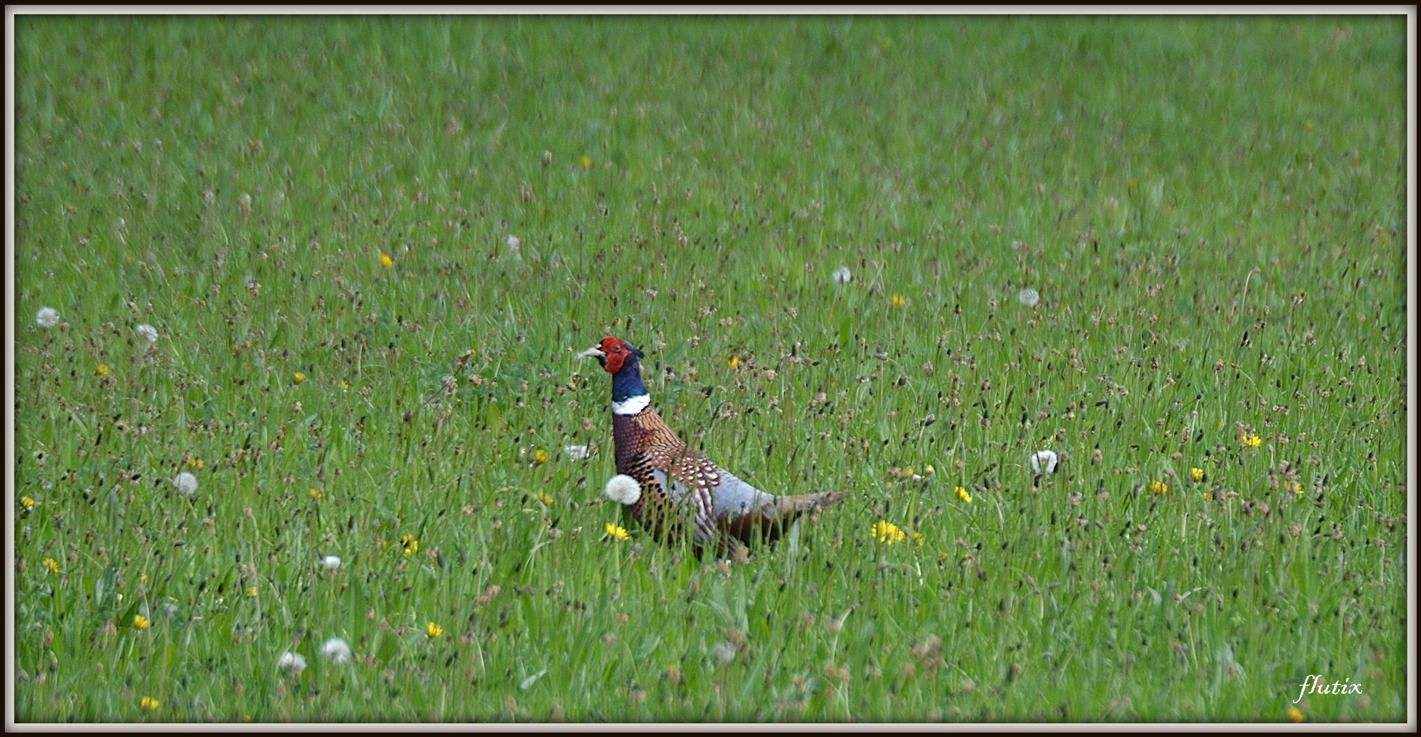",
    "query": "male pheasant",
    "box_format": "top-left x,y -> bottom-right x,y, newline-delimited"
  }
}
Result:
579,335 -> 846,554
